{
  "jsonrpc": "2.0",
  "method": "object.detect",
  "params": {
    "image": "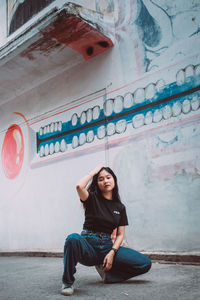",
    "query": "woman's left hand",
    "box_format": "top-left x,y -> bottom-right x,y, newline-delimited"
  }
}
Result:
103,251 -> 115,271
